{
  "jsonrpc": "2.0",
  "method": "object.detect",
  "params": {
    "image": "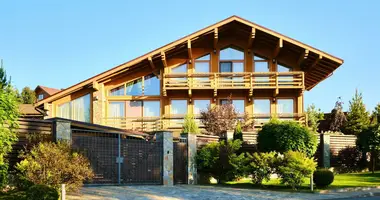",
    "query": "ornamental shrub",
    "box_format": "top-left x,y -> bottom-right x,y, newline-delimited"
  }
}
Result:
335,146 -> 364,173
257,120 -> 318,157
313,169 -> 334,188
16,142 -> 94,192
26,184 -> 59,200
277,151 -> 317,190
196,139 -> 245,183
244,152 -> 277,185
233,121 -> 243,141
0,163 -> 8,189
182,114 -> 200,134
